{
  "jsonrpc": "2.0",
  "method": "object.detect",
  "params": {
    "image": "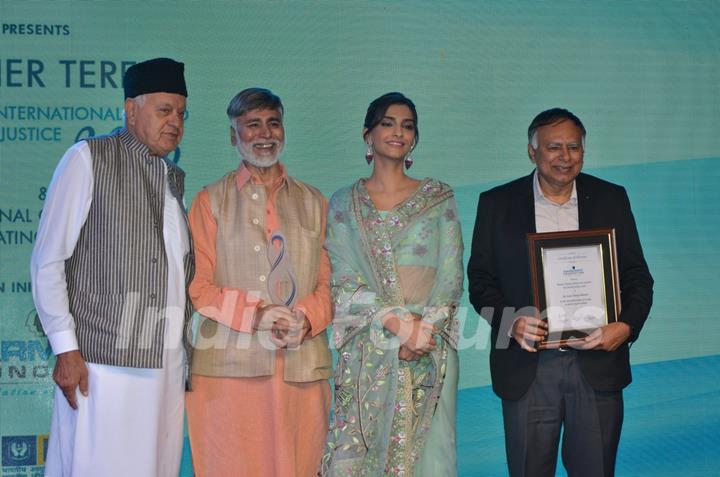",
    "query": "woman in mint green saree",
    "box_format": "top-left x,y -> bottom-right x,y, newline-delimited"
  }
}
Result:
322,93 -> 464,476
